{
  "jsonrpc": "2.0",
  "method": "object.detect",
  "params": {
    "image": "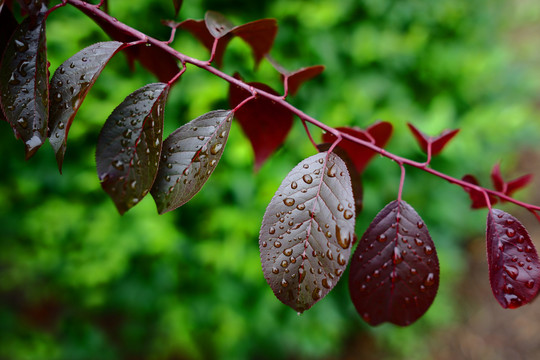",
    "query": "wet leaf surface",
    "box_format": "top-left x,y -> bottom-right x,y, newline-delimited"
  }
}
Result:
151,110 -> 233,214
486,209 -> 540,309
349,200 -> 439,326
229,74 -> 293,170
260,152 -> 356,313
0,10 -> 48,158
96,83 -> 169,214
49,41 -> 123,172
